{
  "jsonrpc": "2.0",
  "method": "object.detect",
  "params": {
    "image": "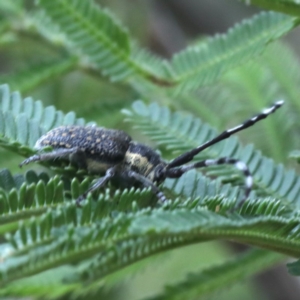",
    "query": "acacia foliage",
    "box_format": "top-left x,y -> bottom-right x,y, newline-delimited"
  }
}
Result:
0,0 -> 300,299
